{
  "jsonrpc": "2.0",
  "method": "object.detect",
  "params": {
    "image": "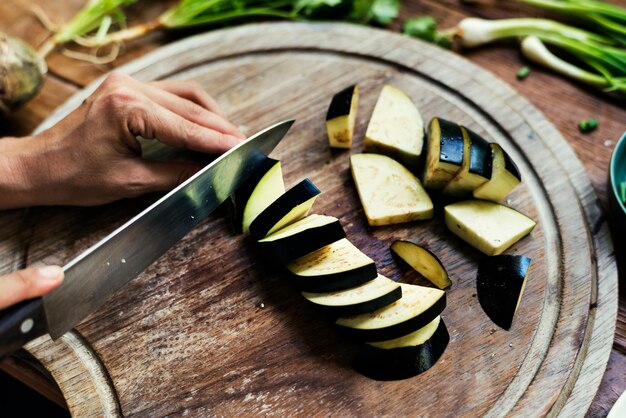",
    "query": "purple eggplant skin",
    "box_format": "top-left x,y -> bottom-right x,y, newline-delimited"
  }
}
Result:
353,319 -> 450,381
230,158 -> 280,234
326,84 -> 357,121
249,179 -> 320,240
477,255 -> 531,330
307,285 -> 402,318
337,294 -> 446,342
258,218 -> 346,265
291,262 -> 377,293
